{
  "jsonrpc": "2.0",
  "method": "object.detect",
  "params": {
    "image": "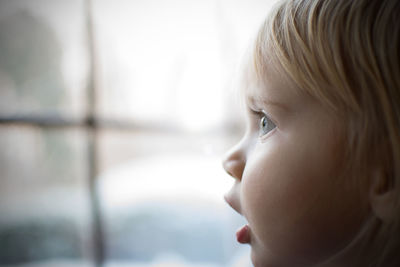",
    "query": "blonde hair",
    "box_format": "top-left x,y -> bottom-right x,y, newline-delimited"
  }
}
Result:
254,0 -> 400,266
